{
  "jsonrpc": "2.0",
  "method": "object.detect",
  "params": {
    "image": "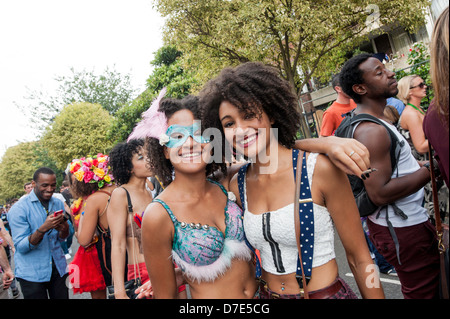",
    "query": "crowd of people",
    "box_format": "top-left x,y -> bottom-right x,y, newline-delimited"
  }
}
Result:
0,7 -> 448,300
